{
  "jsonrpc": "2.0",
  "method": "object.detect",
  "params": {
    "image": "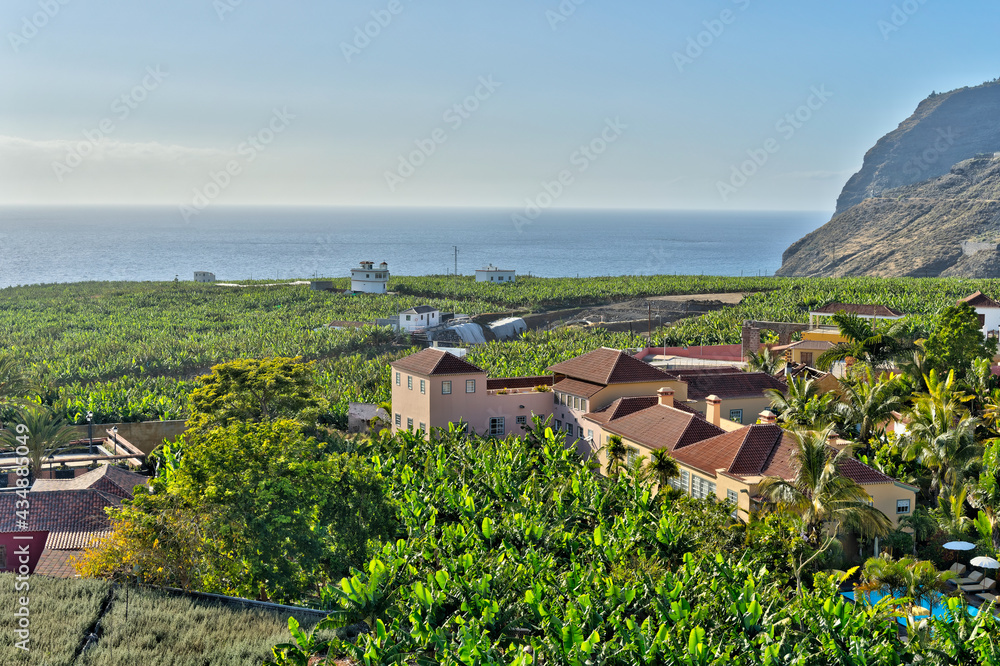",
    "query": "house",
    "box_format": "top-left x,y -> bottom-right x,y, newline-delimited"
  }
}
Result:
399,305 -> 441,333
770,339 -> 834,367
350,261 -> 390,294
194,271 -> 216,283
0,465 -> 150,577
664,367 -> 788,426
475,265 -> 516,283
959,291 -> 1000,338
